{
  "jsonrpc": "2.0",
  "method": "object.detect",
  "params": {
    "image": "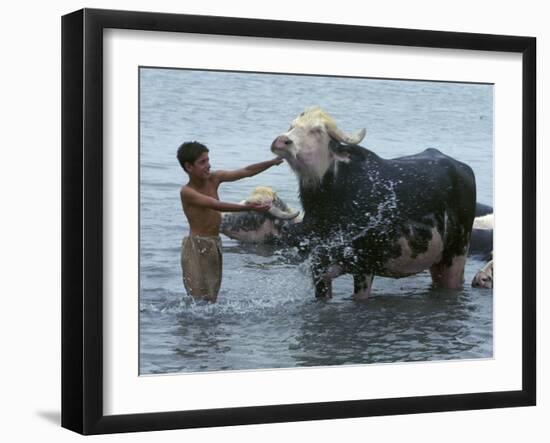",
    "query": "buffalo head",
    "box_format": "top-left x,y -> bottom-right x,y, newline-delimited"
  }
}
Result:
271,106 -> 366,187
